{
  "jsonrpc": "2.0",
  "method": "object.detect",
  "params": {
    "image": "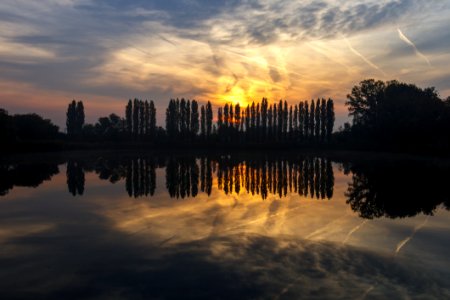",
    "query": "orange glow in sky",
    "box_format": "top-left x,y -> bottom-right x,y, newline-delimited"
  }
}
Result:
0,1 -> 449,128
